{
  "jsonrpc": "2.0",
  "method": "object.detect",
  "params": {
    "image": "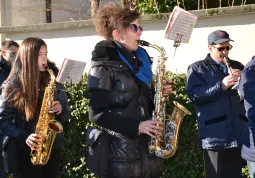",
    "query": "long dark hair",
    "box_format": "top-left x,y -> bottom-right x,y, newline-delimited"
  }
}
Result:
5,37 -> 49,121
